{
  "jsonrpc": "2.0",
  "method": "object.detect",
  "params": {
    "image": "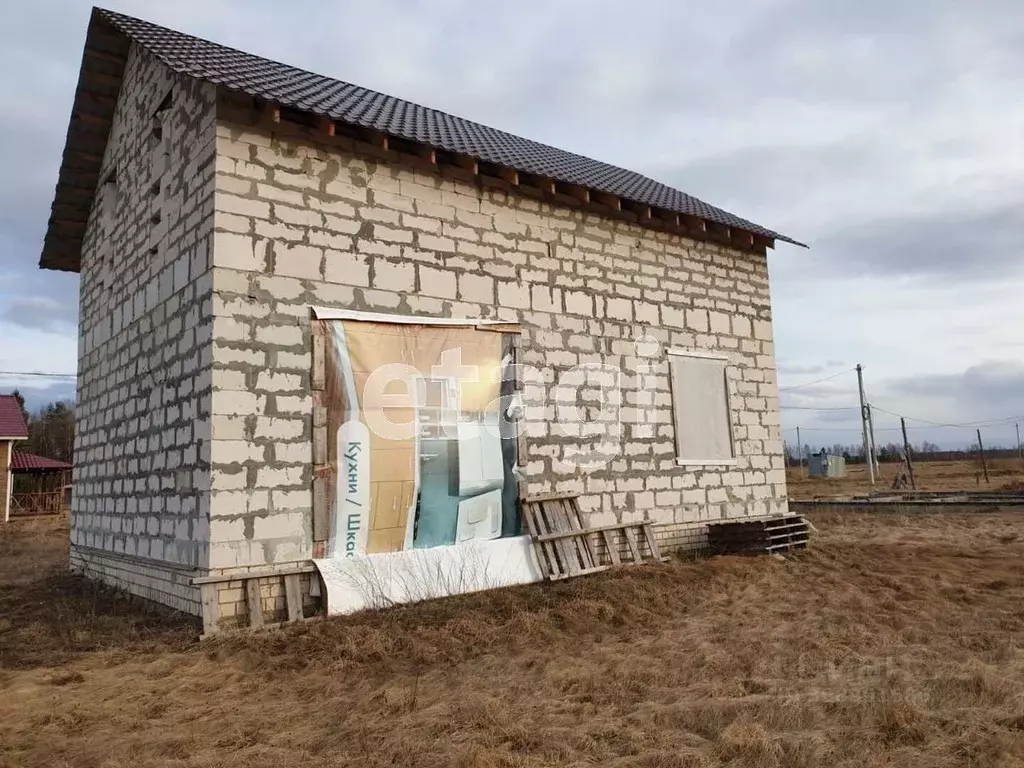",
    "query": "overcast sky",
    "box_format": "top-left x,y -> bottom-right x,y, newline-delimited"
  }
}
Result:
2,0 -> 1023,450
